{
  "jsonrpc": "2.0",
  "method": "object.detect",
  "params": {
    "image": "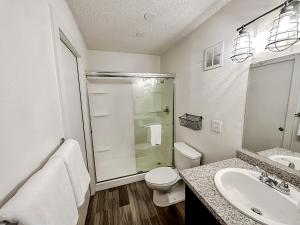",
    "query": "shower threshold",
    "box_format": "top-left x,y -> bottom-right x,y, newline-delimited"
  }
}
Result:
95,172 -> 147,191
